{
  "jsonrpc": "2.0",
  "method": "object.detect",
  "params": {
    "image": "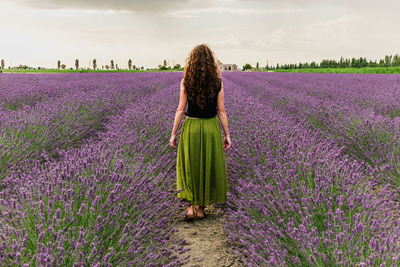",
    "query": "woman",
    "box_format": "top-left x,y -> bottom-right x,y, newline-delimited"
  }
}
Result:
169,44 -> 231,221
